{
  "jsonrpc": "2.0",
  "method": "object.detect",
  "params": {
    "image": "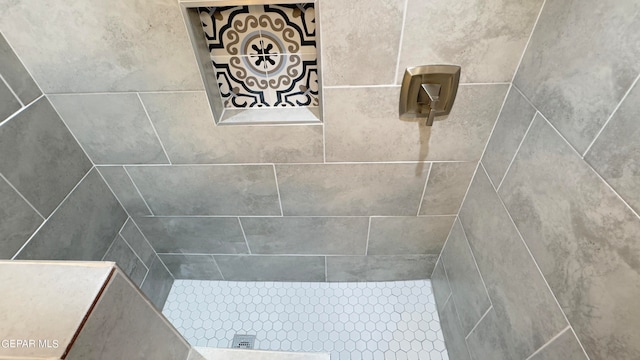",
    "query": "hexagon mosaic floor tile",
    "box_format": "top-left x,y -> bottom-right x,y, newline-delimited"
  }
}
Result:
163,280 -> 449,360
